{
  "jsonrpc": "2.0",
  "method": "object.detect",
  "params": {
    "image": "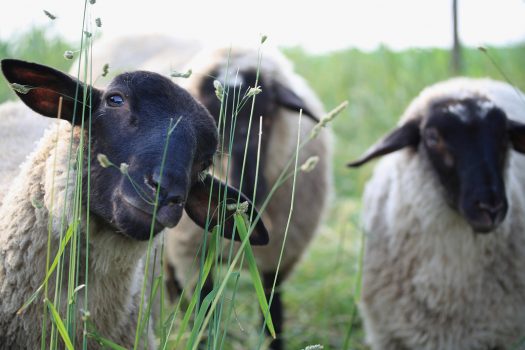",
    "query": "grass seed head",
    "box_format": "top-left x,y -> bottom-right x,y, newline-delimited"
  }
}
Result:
300,156 -> 319,173
246,86 -> 262,98
64,50 -> 74,60
119,163 -> 129,175
170,69 -> 193,79
303,345 -> 324,350
97,154 -> 111,168
101,63 -> 109,77
11,83 -> 31,94
214,80 -> 224,102
43,10 -> 57,20
310,101 -> 348,139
